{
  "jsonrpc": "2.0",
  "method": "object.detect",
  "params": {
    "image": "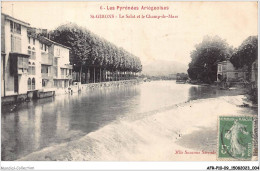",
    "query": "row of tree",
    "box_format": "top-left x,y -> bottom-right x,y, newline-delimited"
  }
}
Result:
187,35 -> 257,83
49,23 -> 142,82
